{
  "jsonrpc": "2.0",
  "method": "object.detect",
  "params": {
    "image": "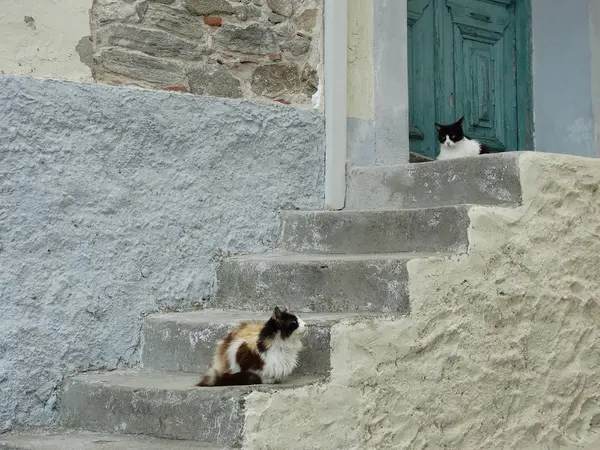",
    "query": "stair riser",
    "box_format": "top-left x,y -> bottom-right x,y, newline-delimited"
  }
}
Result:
214,258 -> 410,313
141,319 -> 332,376
278,207 -> 470,254
60,379 -> 244,447
346,153 -> 522,210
